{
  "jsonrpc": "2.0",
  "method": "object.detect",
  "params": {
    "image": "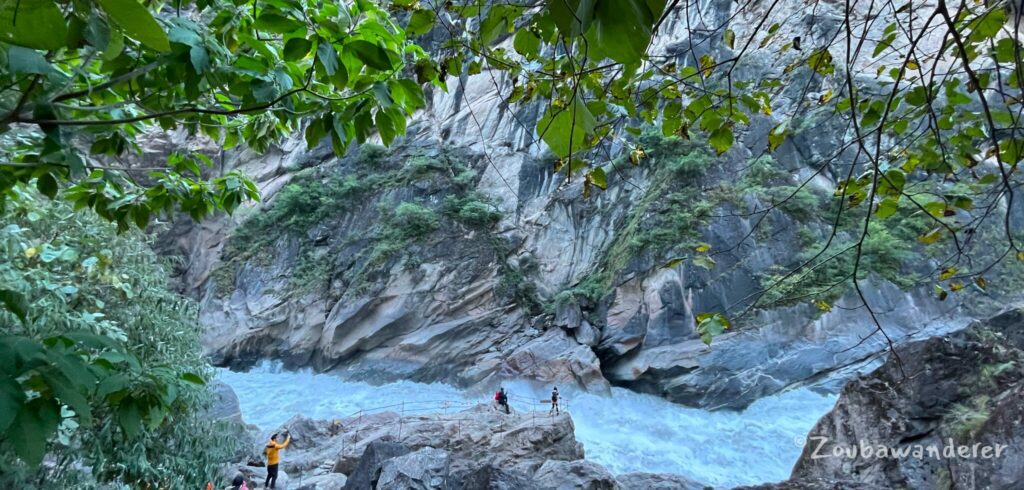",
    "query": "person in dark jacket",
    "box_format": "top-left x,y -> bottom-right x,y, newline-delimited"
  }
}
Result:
495,387 -> 510,414
550,386 -> 560,414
